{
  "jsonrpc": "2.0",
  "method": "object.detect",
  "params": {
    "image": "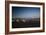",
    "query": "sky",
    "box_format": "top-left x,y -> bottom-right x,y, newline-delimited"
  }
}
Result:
12,7 -> 40,18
